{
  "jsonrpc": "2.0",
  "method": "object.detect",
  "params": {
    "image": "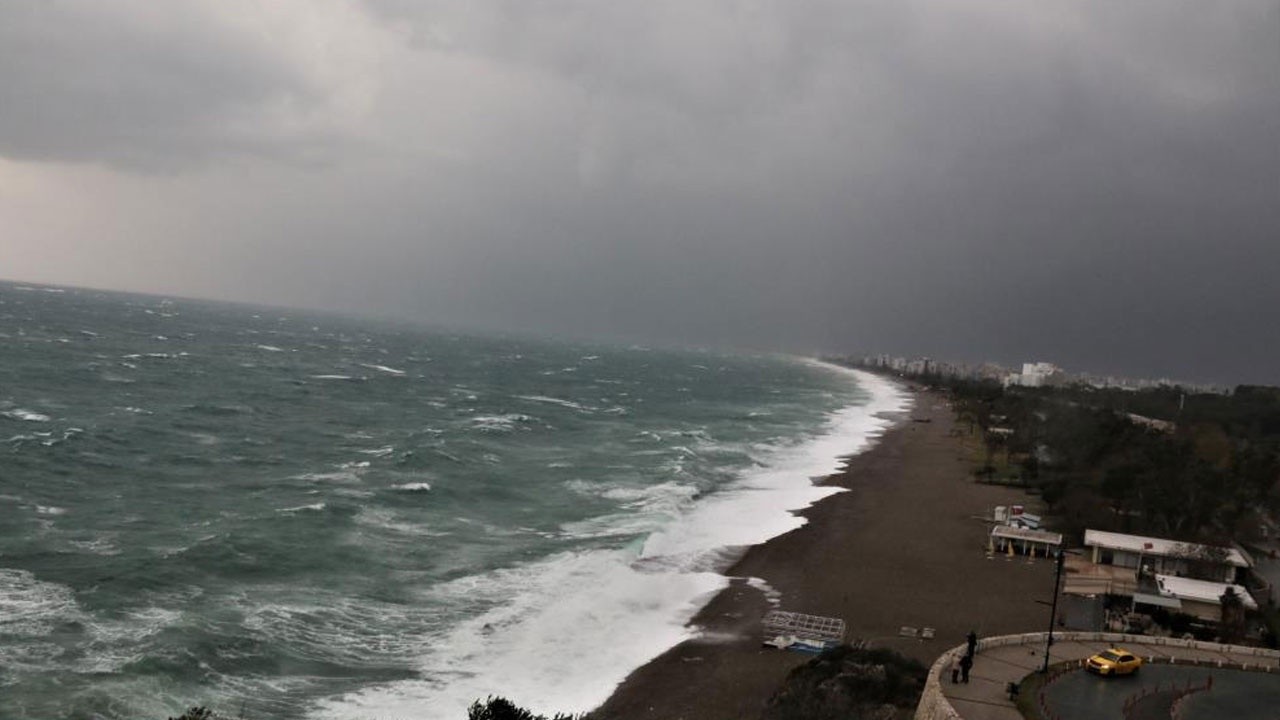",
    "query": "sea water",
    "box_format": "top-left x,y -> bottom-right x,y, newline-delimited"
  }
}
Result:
0,281 -> 908,719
